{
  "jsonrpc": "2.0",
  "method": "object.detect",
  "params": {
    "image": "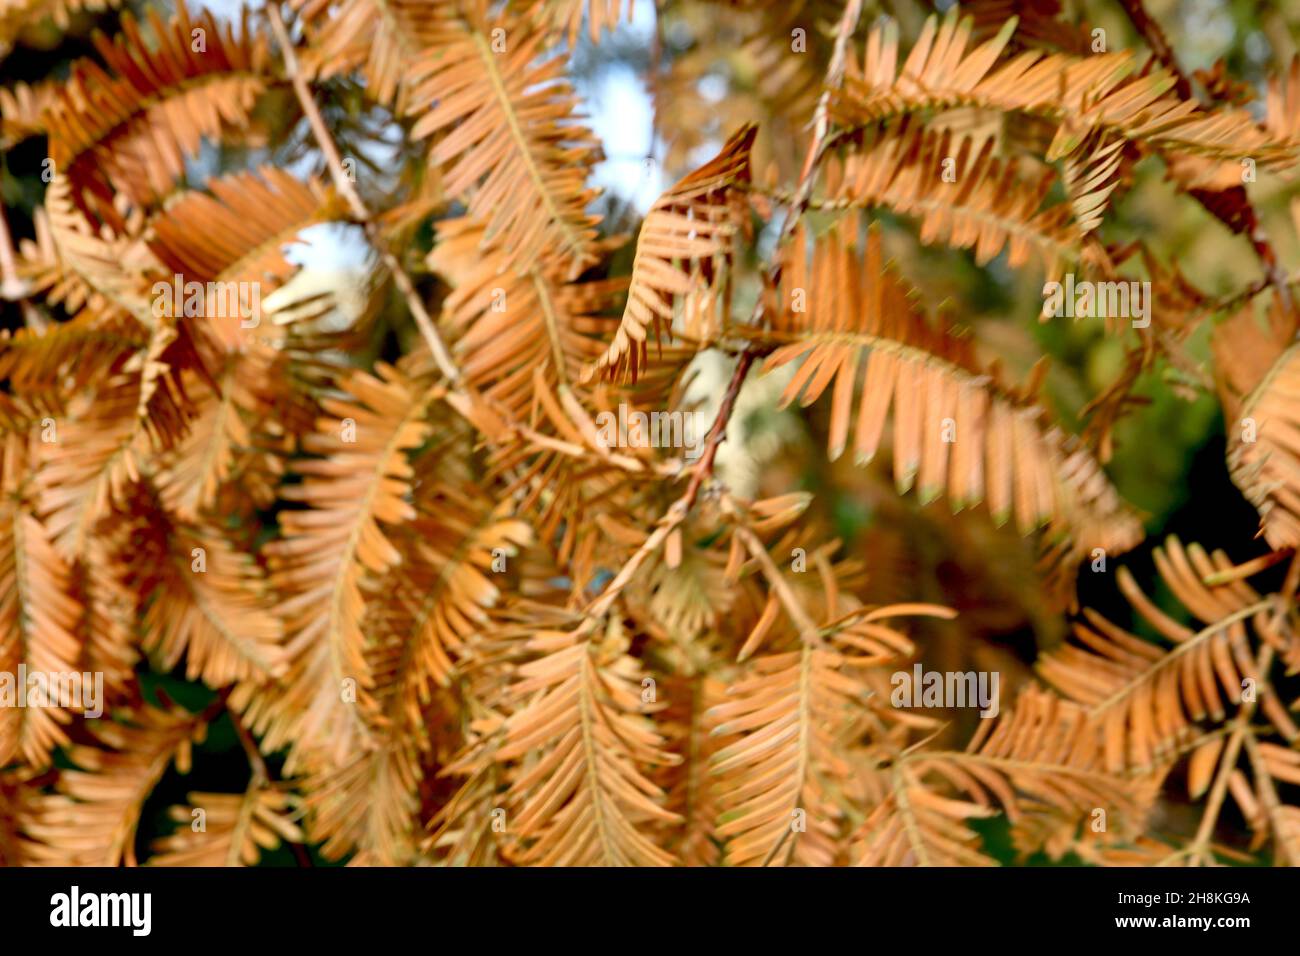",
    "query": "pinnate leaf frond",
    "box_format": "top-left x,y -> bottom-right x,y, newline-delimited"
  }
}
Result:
752,218 -> 1141,573
834,9 -> 1297,167
855,688 -> 1144,865
1037,536 -> 1288,772
0,469 -> 83,769
17,702 -> 207,866
1212,297 -> 1300,548
237,363 -> 435,772
148,784 -> 303,867
492,621 -> 681,866
825,116 -> 1083,273
45,1 -> 272,217
408,6 -> 604,276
